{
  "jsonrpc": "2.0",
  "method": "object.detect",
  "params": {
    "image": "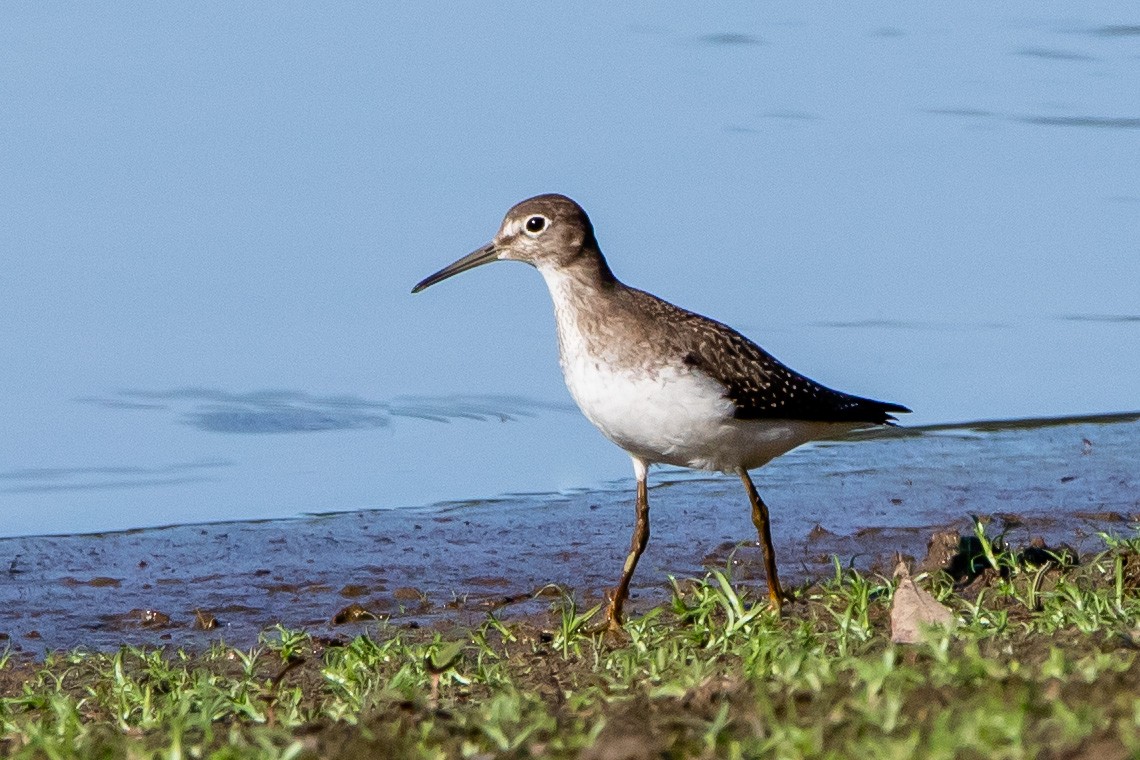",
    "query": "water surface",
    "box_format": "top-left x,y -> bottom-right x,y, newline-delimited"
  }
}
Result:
2,2 -> 1138,537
